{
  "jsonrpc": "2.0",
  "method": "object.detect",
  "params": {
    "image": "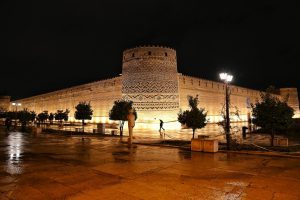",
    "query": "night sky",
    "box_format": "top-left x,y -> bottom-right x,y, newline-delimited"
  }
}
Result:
1,1 -> 299,100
